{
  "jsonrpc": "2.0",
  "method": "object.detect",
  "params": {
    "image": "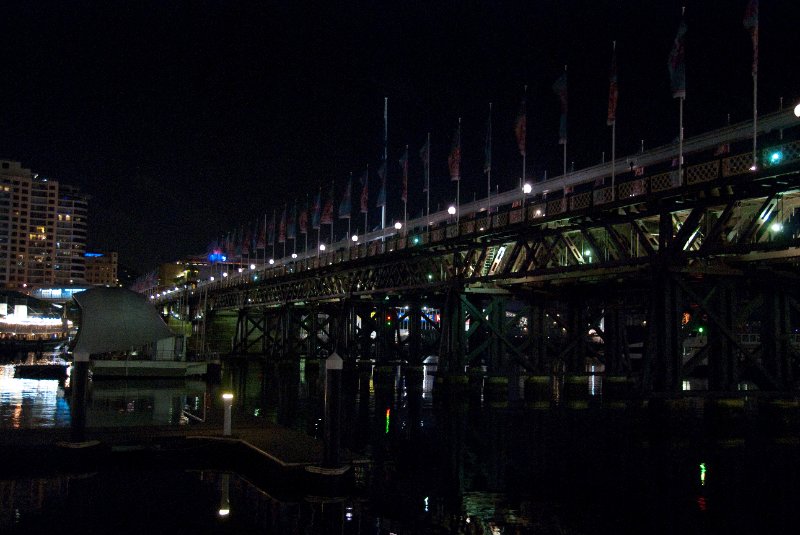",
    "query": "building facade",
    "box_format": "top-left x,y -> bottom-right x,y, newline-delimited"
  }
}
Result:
55,184 -> 90,284
0,160 -> 90,289
84,252 -> 119,286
